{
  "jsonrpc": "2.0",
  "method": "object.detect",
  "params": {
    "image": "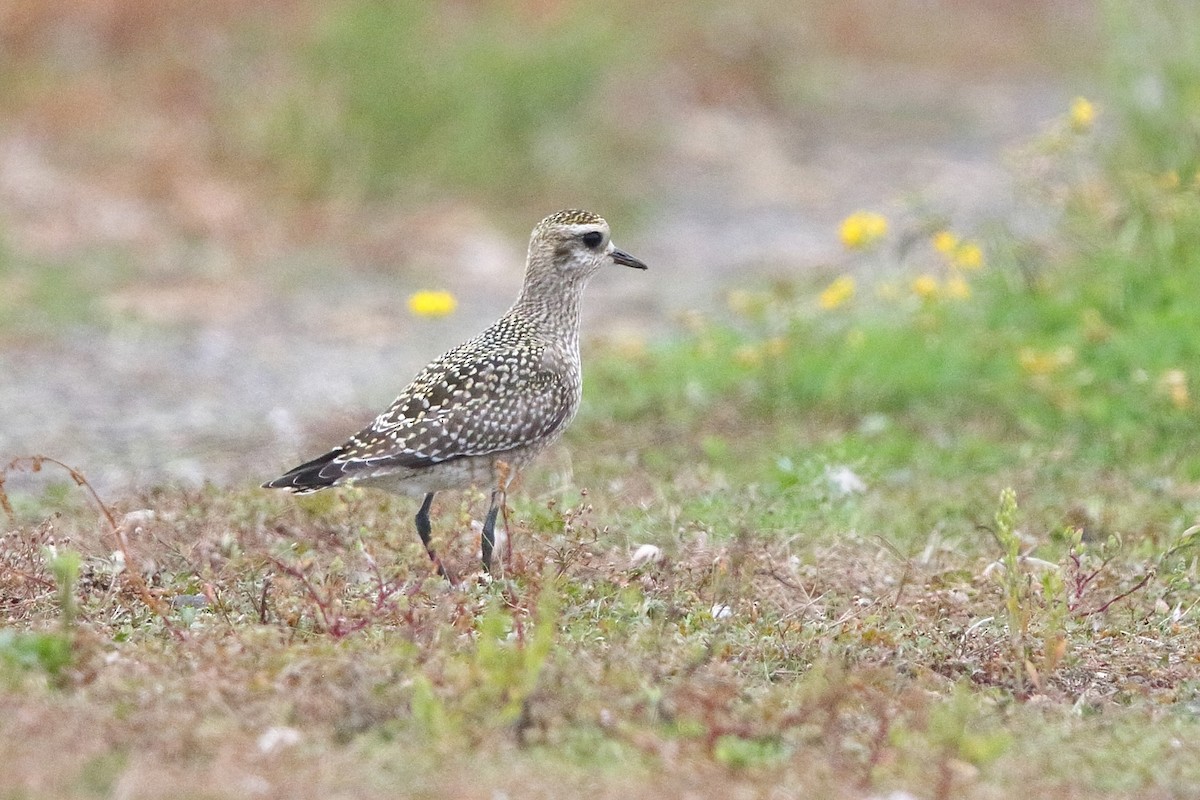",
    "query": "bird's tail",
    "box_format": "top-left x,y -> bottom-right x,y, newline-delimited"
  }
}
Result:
261,448 -> 345,494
